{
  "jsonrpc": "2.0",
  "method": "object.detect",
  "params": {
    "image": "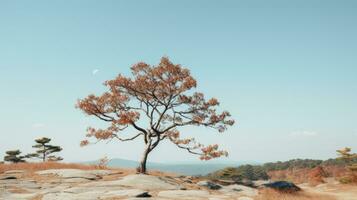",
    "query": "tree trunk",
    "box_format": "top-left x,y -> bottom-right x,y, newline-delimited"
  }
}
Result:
43,145 -> 46,162
138,144 -> 151,174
